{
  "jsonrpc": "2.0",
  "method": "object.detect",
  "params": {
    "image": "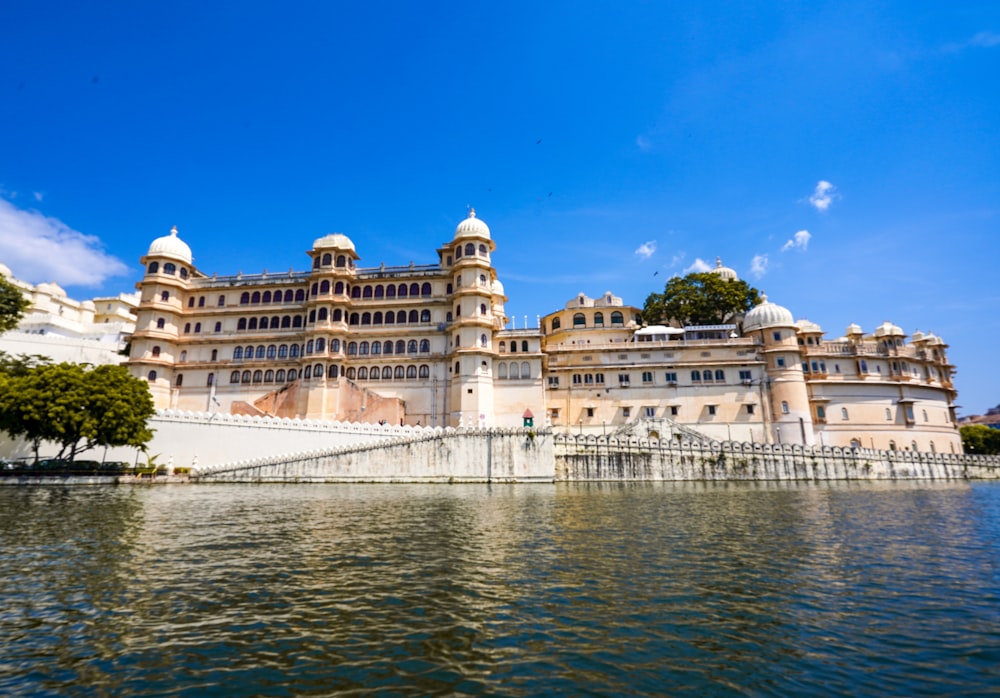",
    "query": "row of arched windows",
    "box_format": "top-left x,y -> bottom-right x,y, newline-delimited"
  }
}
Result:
346,365 -> 430,381
499,340 -> 530,353
691,370 -> 726,383
227,363 -> 432,384
147,261 -> 189,279
497,362 -> 533,379
346,282 -> 433,299
240,289 -> 307,305
231,368 -> 302,384
346,339 -> 431,355
237,315 -> 305,331
454,242 -> 489,259
312,253 -> 351,268
348,309 -> 431,325
549,311 -> 626,331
